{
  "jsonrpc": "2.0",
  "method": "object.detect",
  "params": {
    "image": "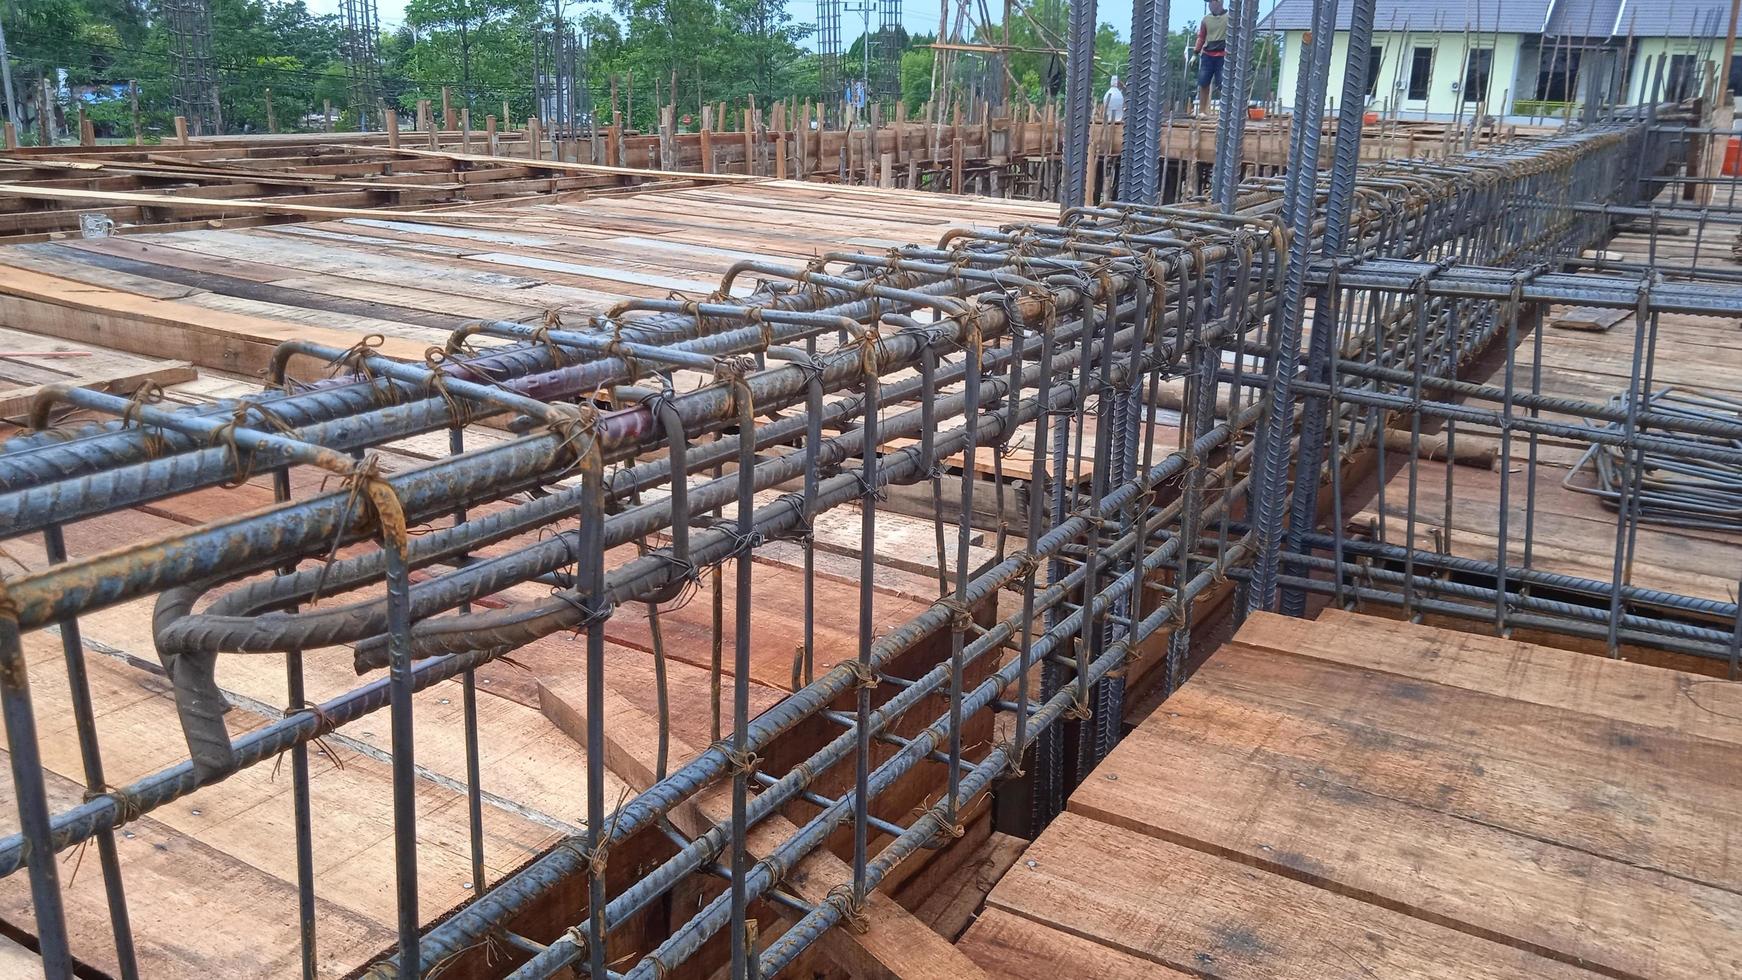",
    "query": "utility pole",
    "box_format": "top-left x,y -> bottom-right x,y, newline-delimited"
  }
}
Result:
0,15 -> 17,130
